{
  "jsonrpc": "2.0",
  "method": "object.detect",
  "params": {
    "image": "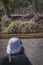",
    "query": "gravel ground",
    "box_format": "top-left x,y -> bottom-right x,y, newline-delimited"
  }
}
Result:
0,38 -> 43,65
